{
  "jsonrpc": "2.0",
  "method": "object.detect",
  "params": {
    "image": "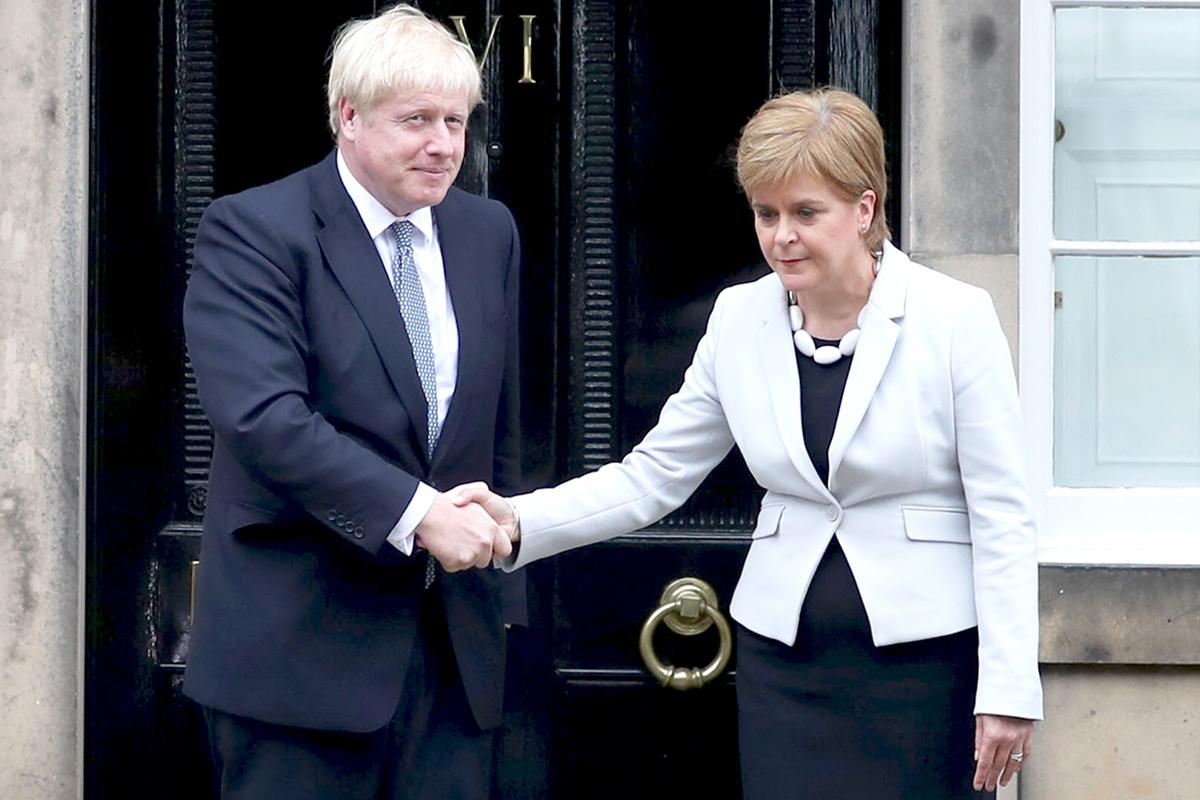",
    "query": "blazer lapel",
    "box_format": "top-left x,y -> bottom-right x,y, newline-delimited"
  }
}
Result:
310,154 -> 433,461
827,242 -> 909,481
429,191 -> 482,468
756,278 -> 830,496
